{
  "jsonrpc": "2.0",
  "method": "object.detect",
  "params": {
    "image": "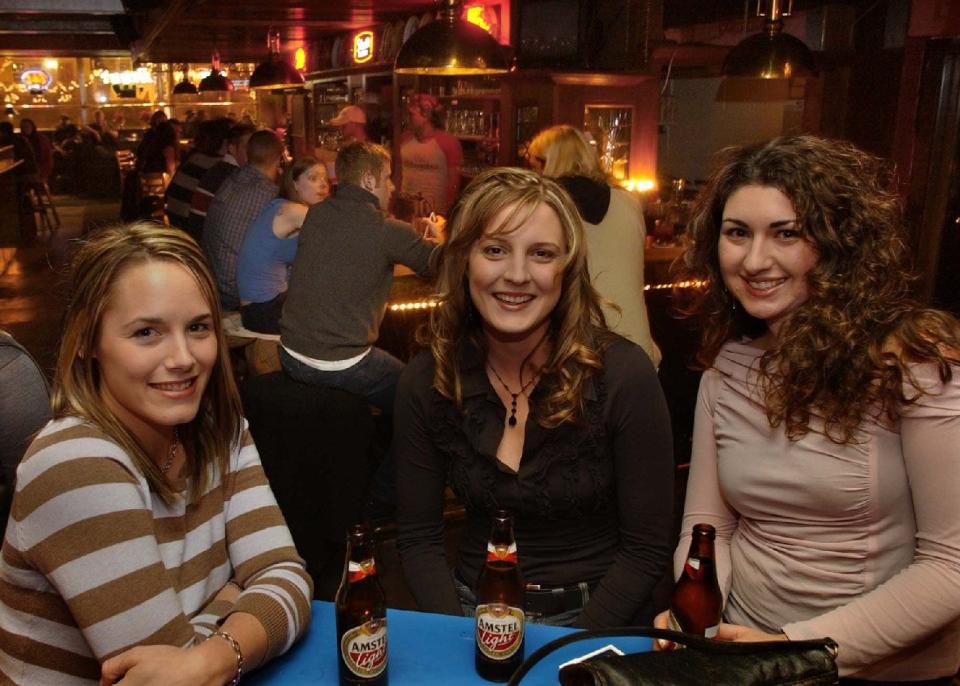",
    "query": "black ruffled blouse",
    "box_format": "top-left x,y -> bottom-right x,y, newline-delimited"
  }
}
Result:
395,335 -> 674,628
